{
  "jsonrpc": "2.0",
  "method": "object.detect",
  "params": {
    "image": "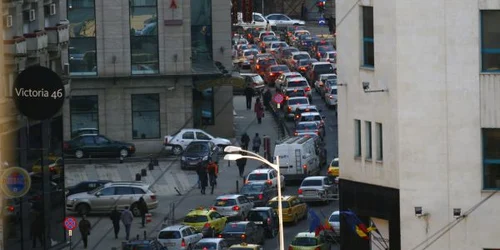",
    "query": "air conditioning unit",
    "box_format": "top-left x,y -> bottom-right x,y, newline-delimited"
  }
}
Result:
29,9 -> 36,22
49,4 -> 57,16
5,15 -> 13,28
